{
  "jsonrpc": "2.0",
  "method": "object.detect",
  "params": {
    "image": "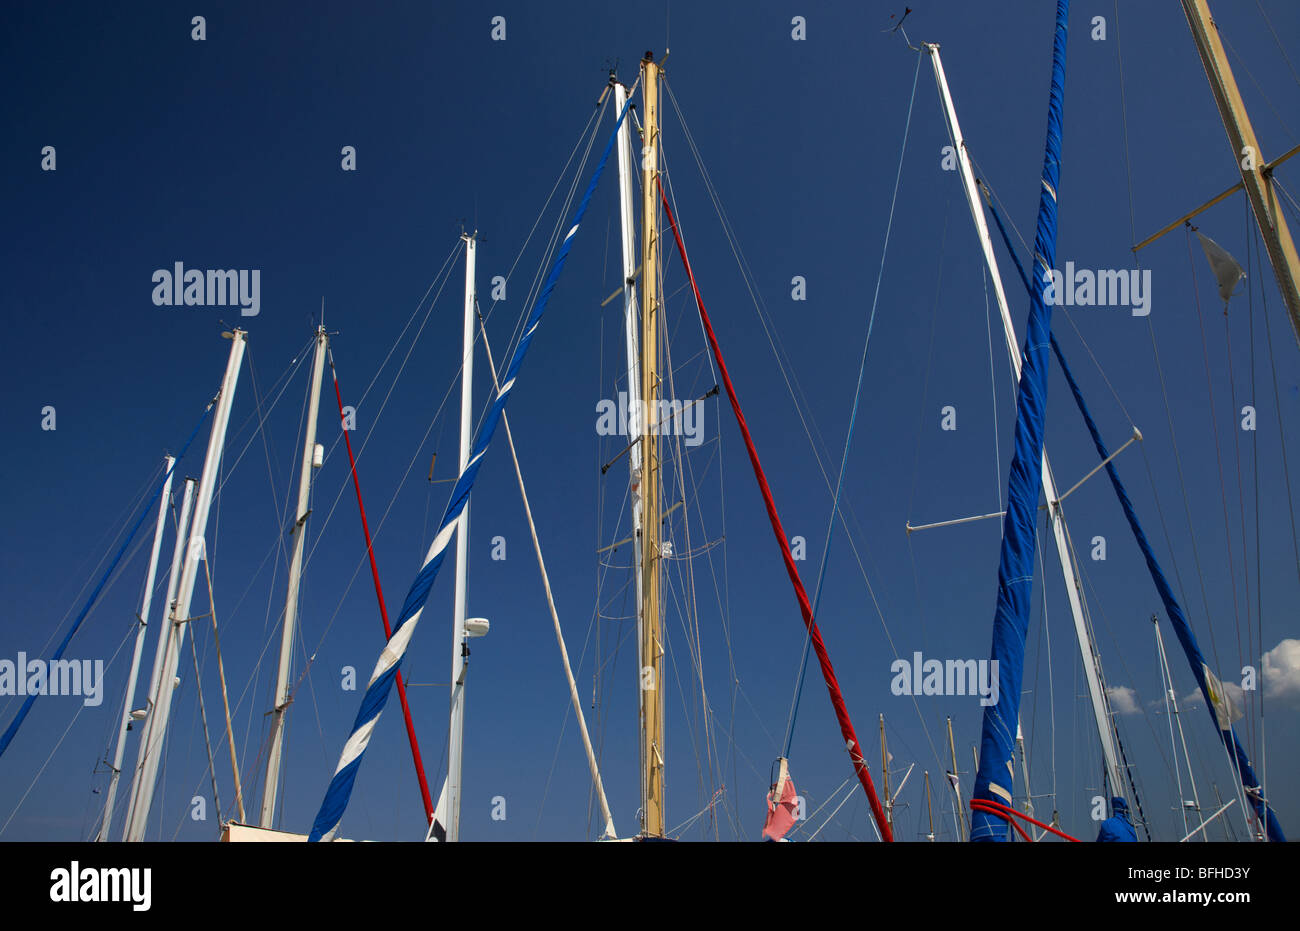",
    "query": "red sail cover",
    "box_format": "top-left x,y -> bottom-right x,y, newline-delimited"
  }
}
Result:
657,178 -> 893,842
763,776 -> 799,842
